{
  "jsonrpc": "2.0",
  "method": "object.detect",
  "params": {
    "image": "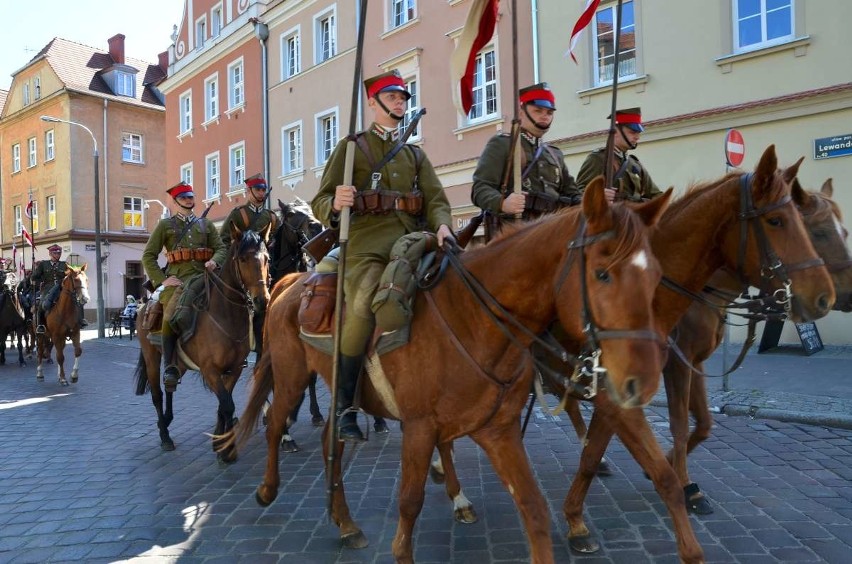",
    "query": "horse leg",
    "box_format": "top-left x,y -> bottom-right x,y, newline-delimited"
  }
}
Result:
435,442 -> 477,524
70,332 -> 82,383
565,398 -> 612,476
472,424 -> 554,564
17,333 -> 25,366
54,338 -> 67,386
309,372 -> 324,426
213,377 -> 239,464
323,422 -> 368,549
36,335 -> 44,381
391,421 -> 437,564
682,369 -> 714,514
